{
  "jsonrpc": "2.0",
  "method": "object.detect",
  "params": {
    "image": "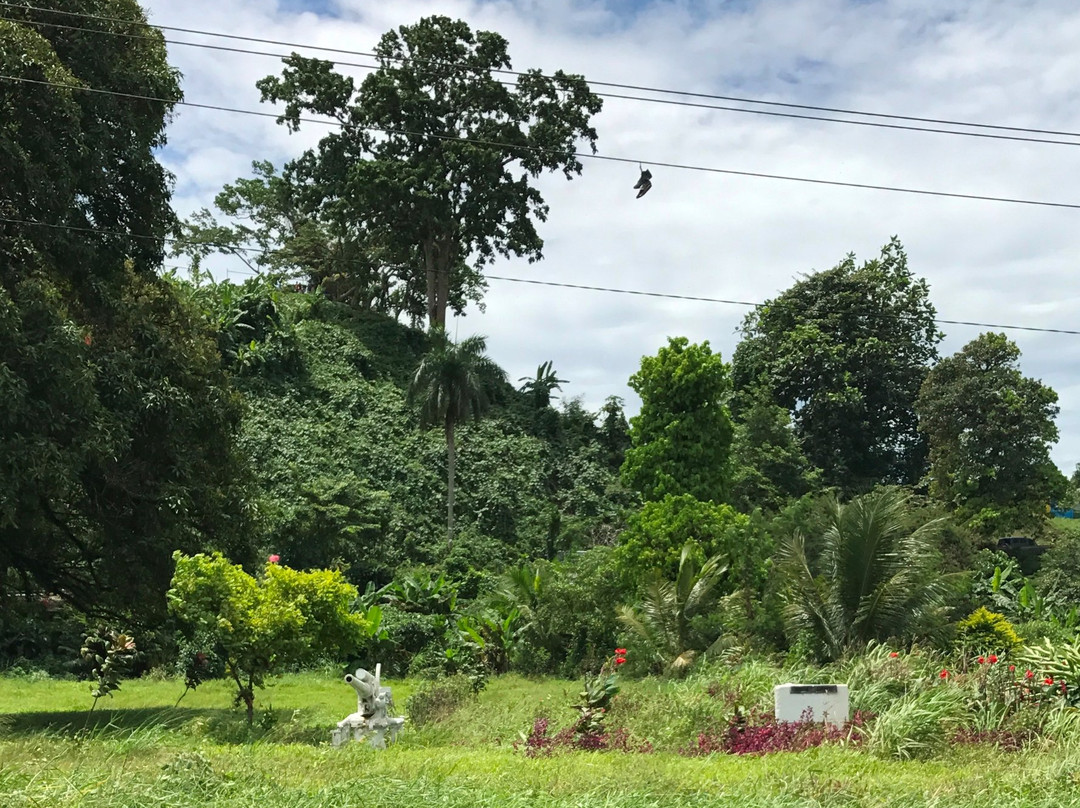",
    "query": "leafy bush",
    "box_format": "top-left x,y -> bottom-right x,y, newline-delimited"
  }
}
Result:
1037,528 -> 1080,604
618,495 -> 769,591
957,607 -> 1024,653
514,547 -> 628,676
406,674 -> 476,727
167,552 -> 376,722
377,607 -> 449,675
